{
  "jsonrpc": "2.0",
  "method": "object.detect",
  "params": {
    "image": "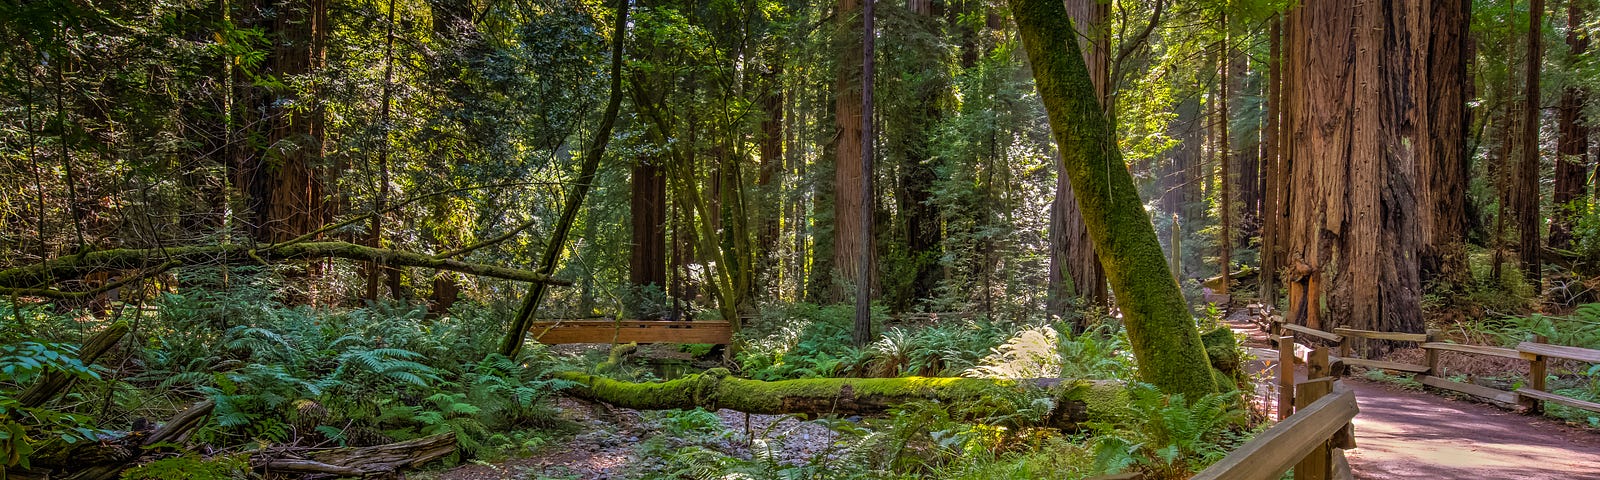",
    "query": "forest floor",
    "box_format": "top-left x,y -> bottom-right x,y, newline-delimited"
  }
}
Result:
1225,314 -> 1600,480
